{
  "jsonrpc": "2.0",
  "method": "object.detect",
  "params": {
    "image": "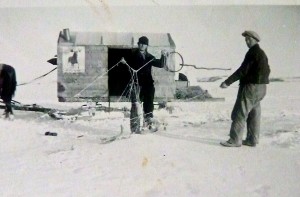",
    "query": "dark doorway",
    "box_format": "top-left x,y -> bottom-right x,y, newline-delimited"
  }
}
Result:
108,48 -> 133,97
